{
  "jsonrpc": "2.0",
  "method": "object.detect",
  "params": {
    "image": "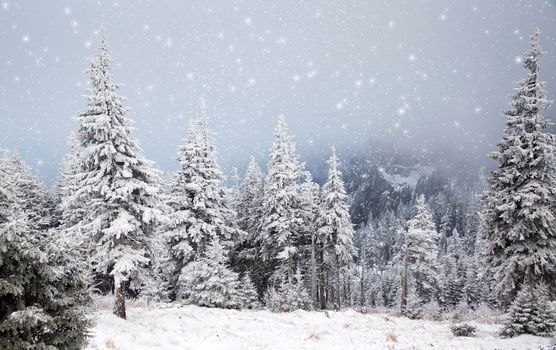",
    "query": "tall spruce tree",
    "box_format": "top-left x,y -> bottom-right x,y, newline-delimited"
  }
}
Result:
3,151 -> 55,231
400,194 -> 440,312
57,132 -> 86,233
237,156 -> 264,239
481,29 -> 556,304
440,229 -> 466,309
234,156 -> 266,294
165,107 -> 243,299
259,116 -> 304,289
71,33 -> 161,318
0,153 -> 92,348
317,147 -> 357,309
